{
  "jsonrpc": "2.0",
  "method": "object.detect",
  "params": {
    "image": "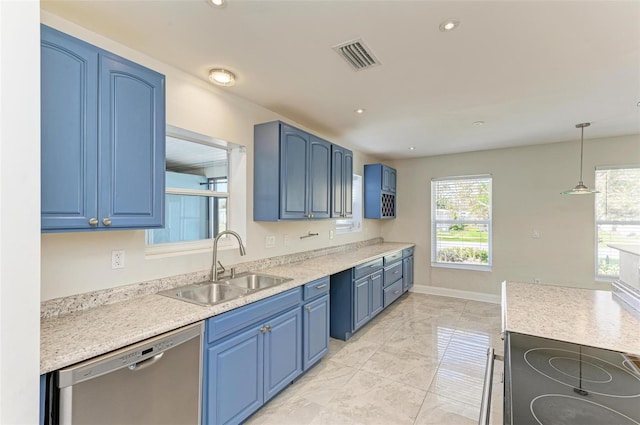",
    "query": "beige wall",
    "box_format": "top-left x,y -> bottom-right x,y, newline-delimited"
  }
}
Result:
382,134 -> 640,297
40,12 -> 383,301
